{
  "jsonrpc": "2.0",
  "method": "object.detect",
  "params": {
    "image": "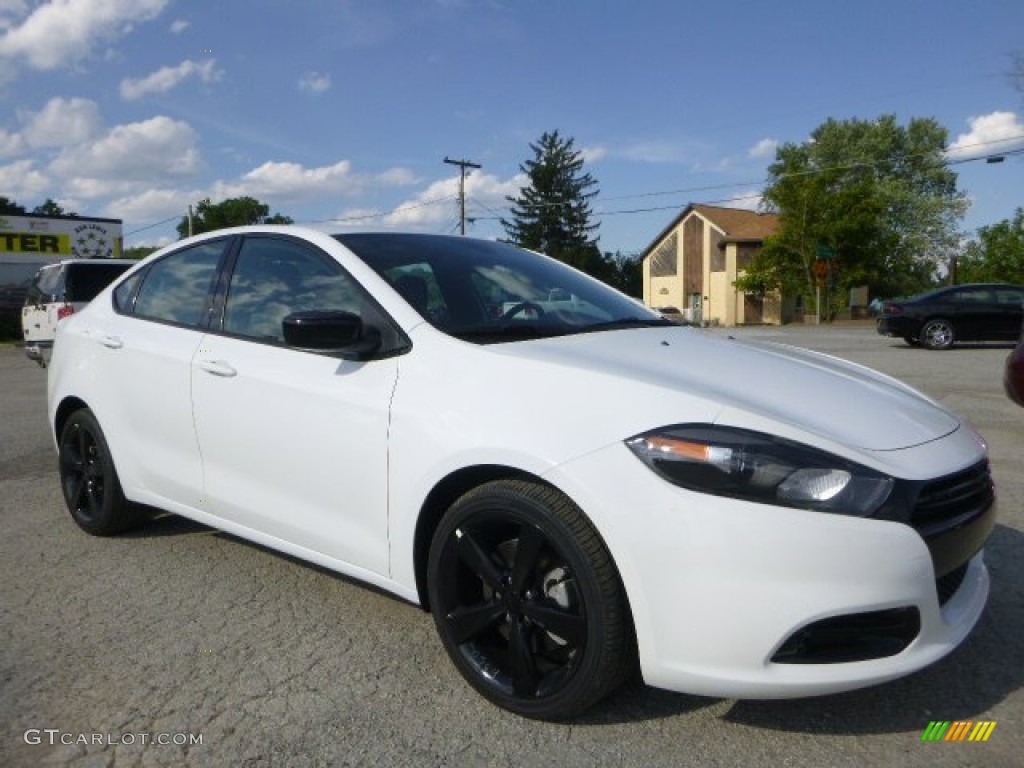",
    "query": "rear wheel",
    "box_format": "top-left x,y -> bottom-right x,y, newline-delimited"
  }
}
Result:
58,409 -> 140,535
427,479 -> 634,720
921,318 -> 955,350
